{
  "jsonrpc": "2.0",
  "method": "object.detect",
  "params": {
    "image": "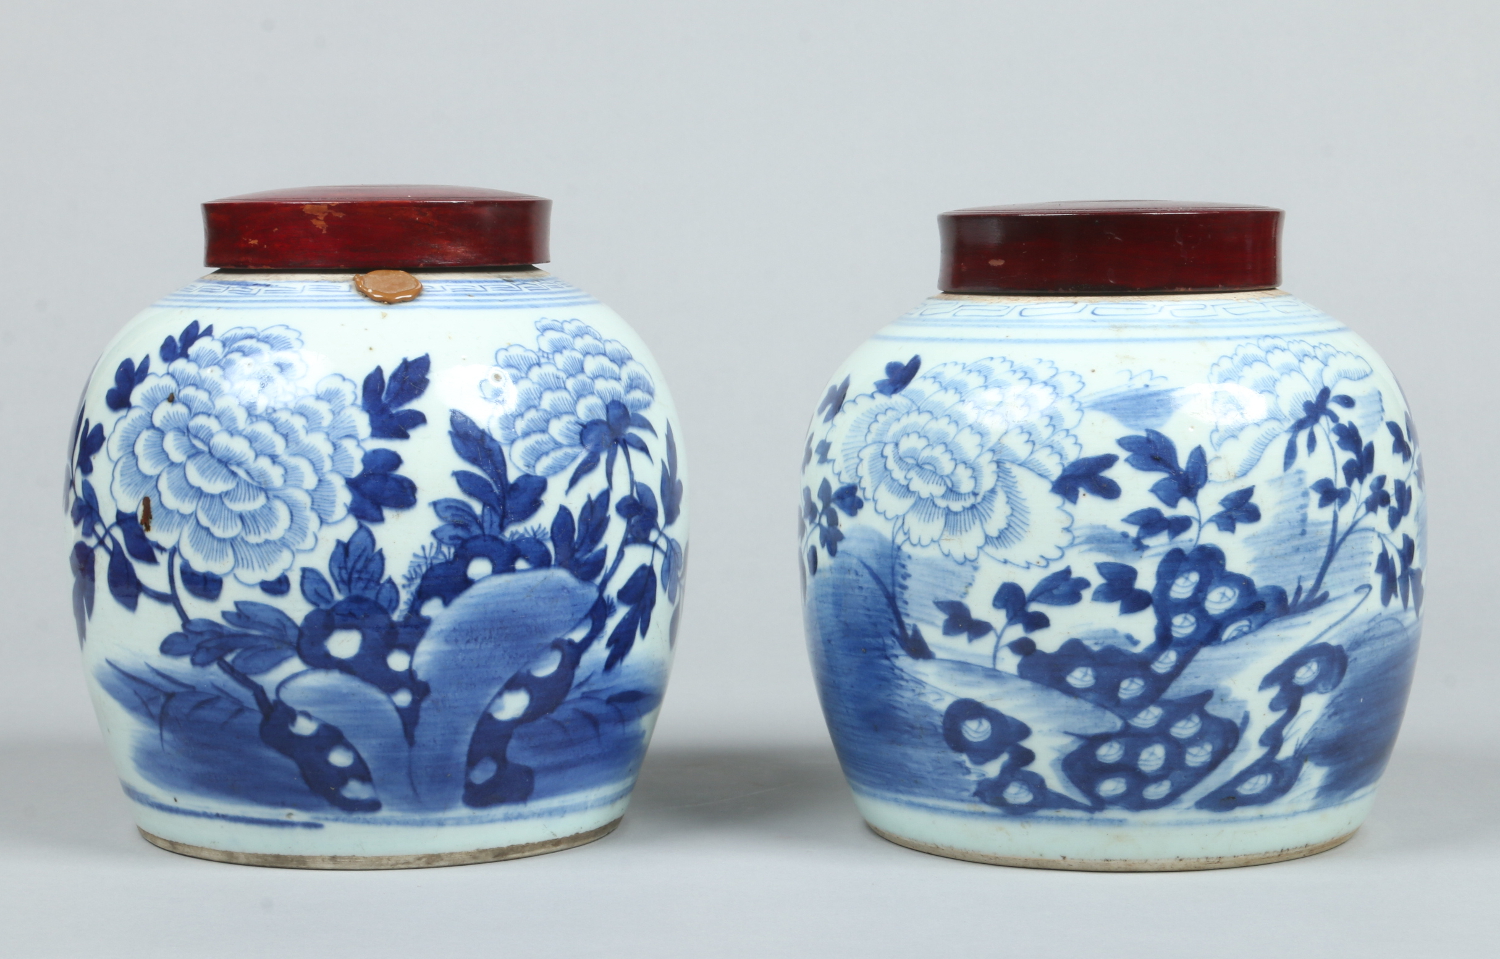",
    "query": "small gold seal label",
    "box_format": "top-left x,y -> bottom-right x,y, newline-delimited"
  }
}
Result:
354,270 -> 423,304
